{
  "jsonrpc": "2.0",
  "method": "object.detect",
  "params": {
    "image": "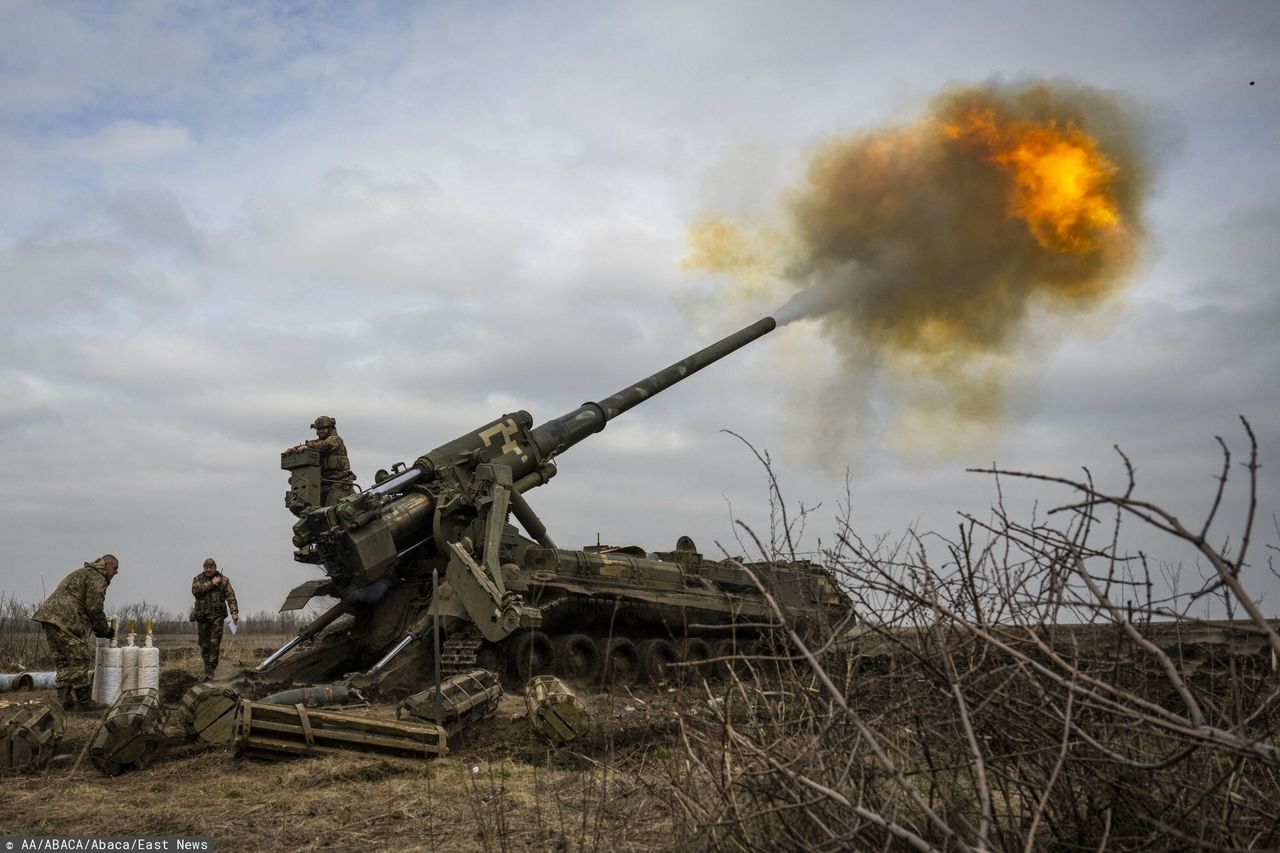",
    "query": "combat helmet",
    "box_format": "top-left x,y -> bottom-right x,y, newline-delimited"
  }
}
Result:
311,415 -> 336,430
